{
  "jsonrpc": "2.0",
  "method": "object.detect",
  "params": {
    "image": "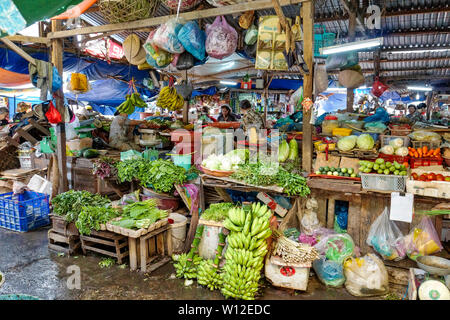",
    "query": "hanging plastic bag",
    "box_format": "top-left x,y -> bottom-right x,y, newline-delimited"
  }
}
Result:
144,30 -> 173,68
343,253 -> 389,297
153,18 -> 185,54
205,16 -> 238,60
176,51 -> 195,70
291,16 -> 302,41
244,24 -> 258,46
239,10 -> 254,29
314,63 -> 328,95
339,66 -> 365,89
314,233 -> 355,264
313,257 -> 346,288
289,86 -> 303,106
325,52 -> 359,70
404,216 -> 443,260
45,101 -> 62,124
177,21 -> 206,61
366,208 -> 406,261
69,73 -> 89,93
371,76 -> 389,97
